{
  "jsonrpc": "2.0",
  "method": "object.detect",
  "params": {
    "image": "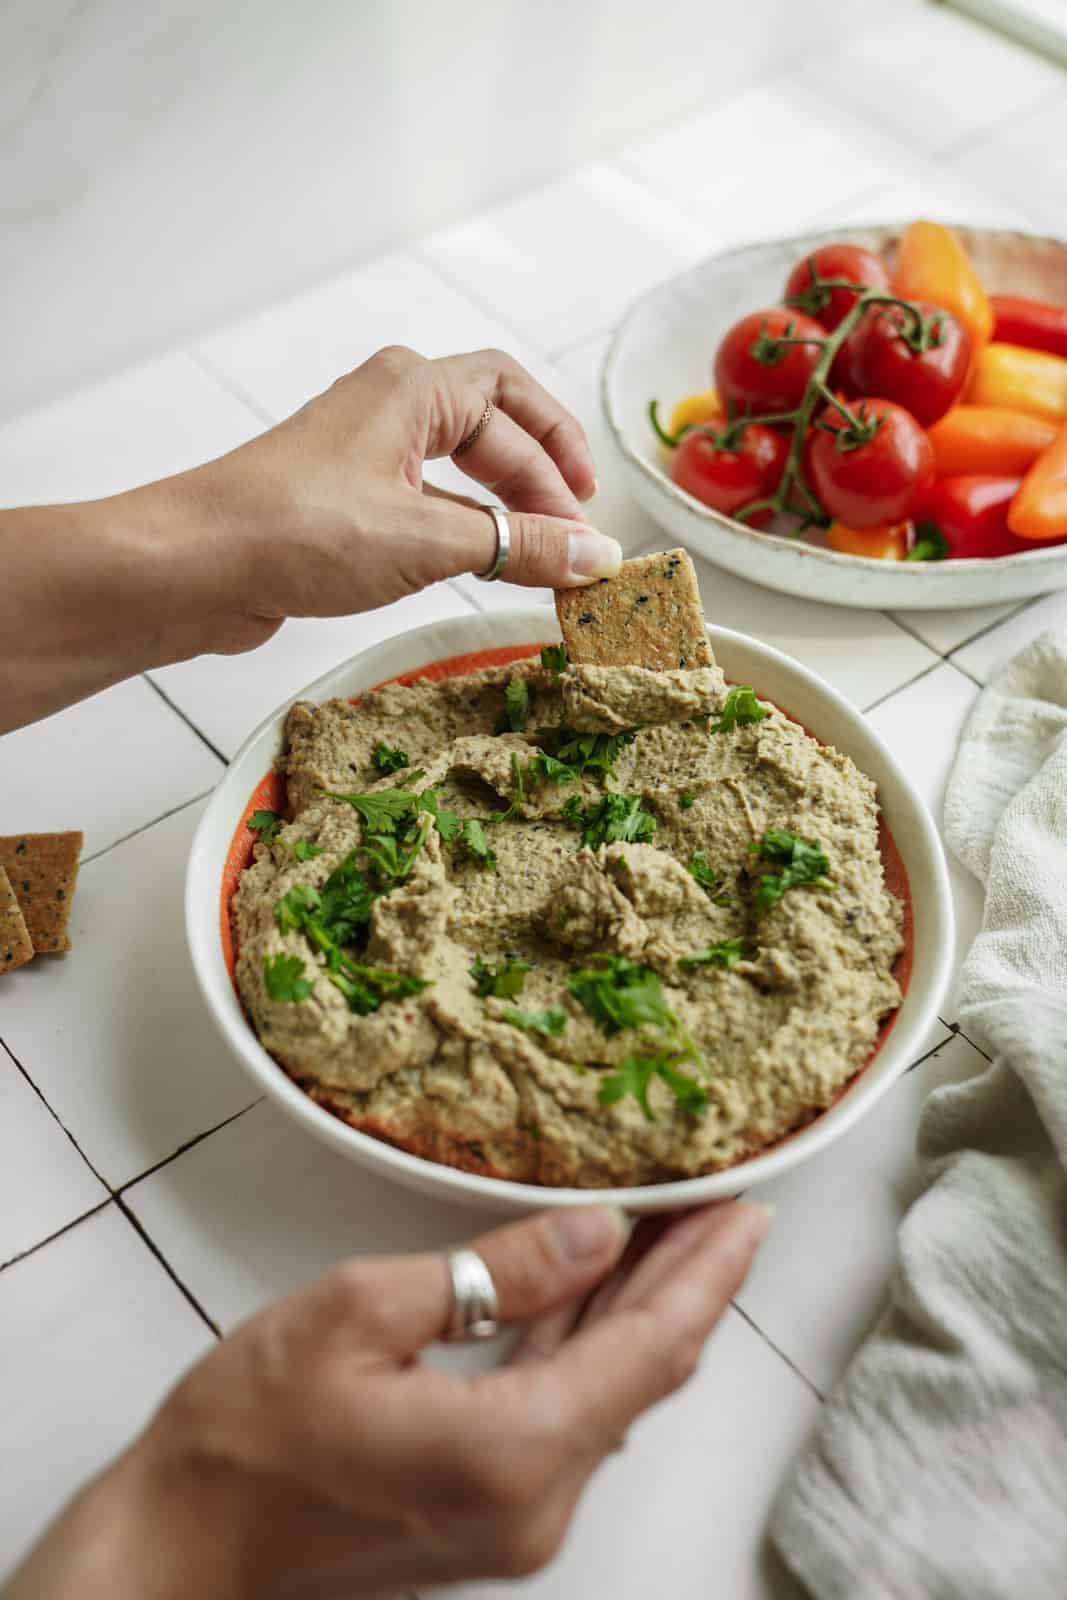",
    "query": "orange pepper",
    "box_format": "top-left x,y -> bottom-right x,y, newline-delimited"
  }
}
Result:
669,387 -> 722,436
926,406 -> 1057,478
826,520 -> 911,560
967,342 -> 1067,424
1007,420 -> 1067,540
891,221 -> 993,349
